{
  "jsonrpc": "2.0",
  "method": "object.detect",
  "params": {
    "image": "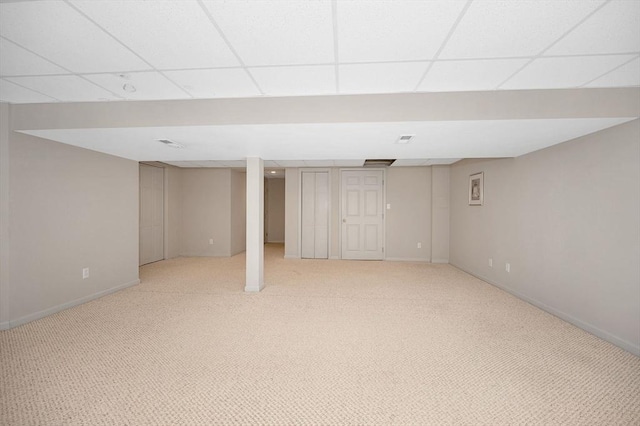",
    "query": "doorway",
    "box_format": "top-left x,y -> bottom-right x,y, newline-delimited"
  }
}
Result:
301,171 -> 329,259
